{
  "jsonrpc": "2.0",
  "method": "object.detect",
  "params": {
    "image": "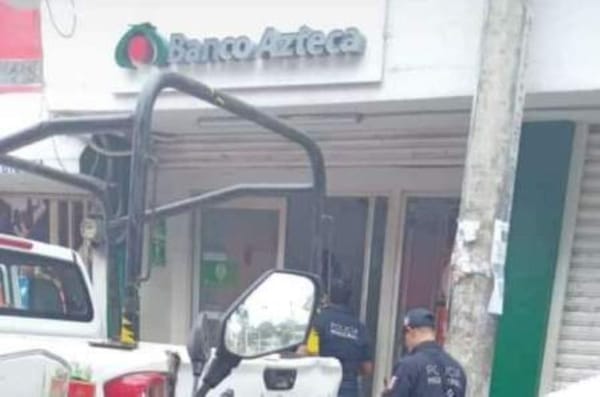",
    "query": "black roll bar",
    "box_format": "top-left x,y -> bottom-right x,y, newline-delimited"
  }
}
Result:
0,71 -> 327,341
0,115 -> 133,153
124,72 -> 326,336
109,183 -> 314,230
0,154 -> 109,199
